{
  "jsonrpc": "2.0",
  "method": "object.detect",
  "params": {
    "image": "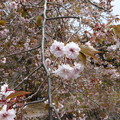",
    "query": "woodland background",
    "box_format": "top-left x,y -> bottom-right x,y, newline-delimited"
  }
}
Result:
0,0 -> 120,120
